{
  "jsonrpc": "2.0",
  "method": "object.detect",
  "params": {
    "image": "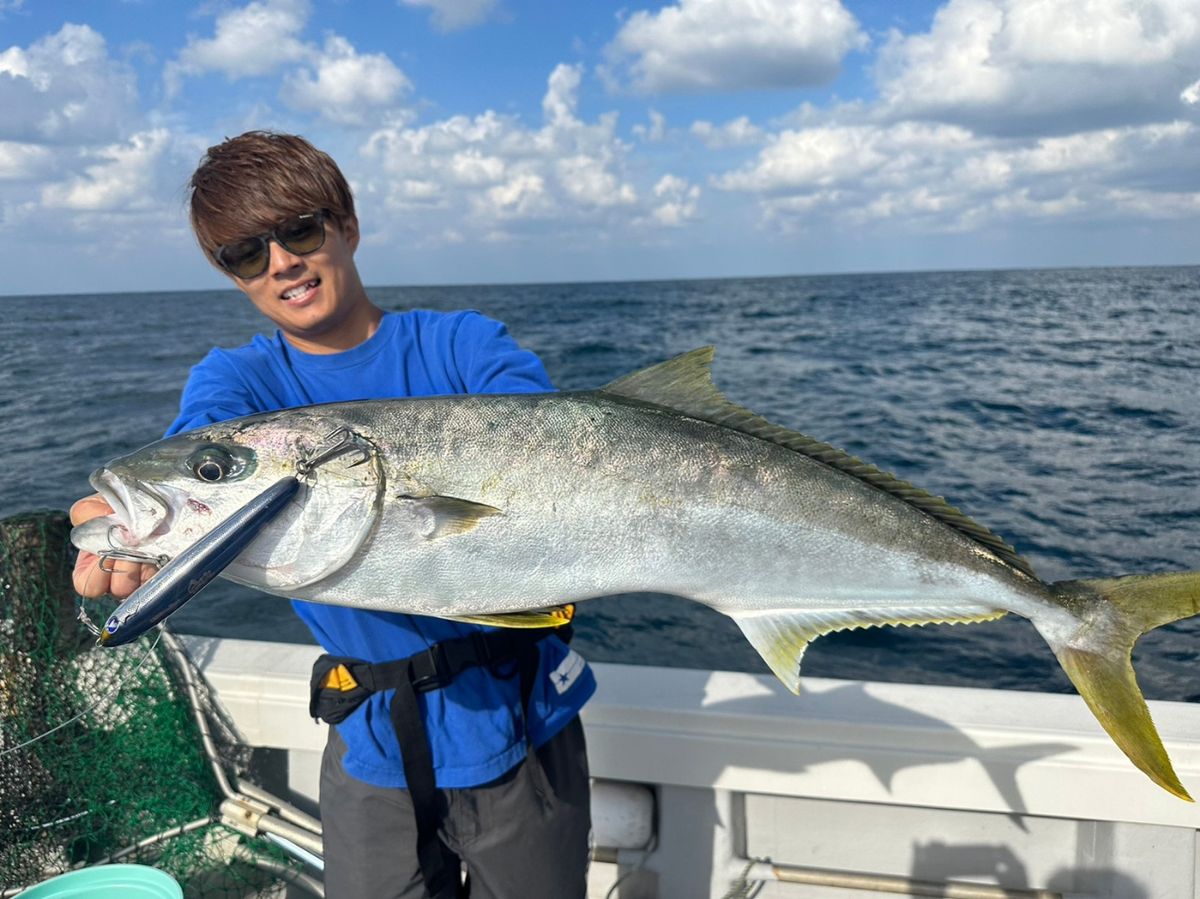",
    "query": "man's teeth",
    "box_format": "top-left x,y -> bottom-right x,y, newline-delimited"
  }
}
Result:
283,280 -> 318,300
